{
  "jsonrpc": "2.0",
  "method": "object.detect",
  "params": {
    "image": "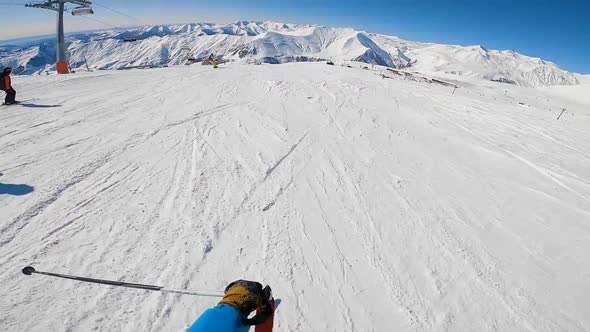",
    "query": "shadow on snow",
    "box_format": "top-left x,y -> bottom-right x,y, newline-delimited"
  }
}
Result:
0,183 -> 34,196
19,103 -> 62,108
